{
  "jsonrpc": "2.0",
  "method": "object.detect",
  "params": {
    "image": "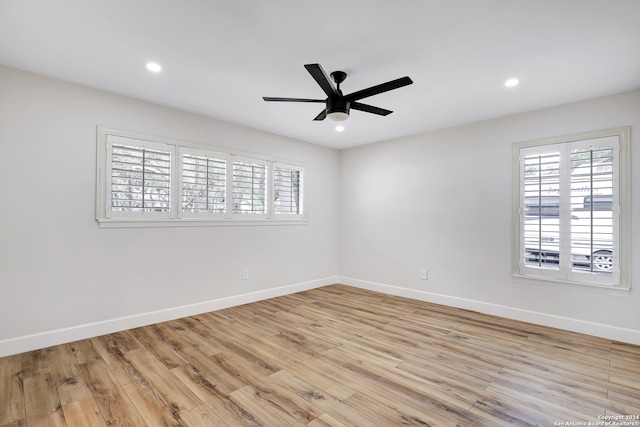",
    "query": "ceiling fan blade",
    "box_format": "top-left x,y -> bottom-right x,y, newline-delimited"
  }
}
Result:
351,102 -> 393,116
346,76 -> 413,101
313,109 -> 327,121
263,97 -> 324,103
304,63 -> 339,98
